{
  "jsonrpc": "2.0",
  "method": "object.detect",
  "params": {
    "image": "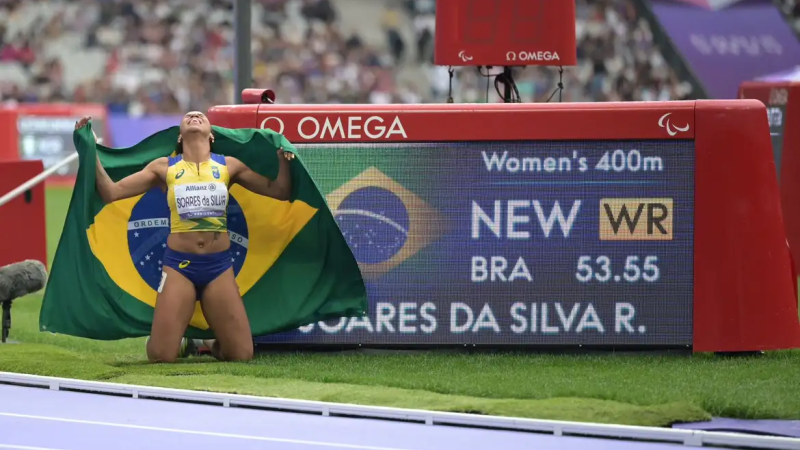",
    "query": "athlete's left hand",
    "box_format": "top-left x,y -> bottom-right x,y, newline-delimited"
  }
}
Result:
277,147 -> 295,161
